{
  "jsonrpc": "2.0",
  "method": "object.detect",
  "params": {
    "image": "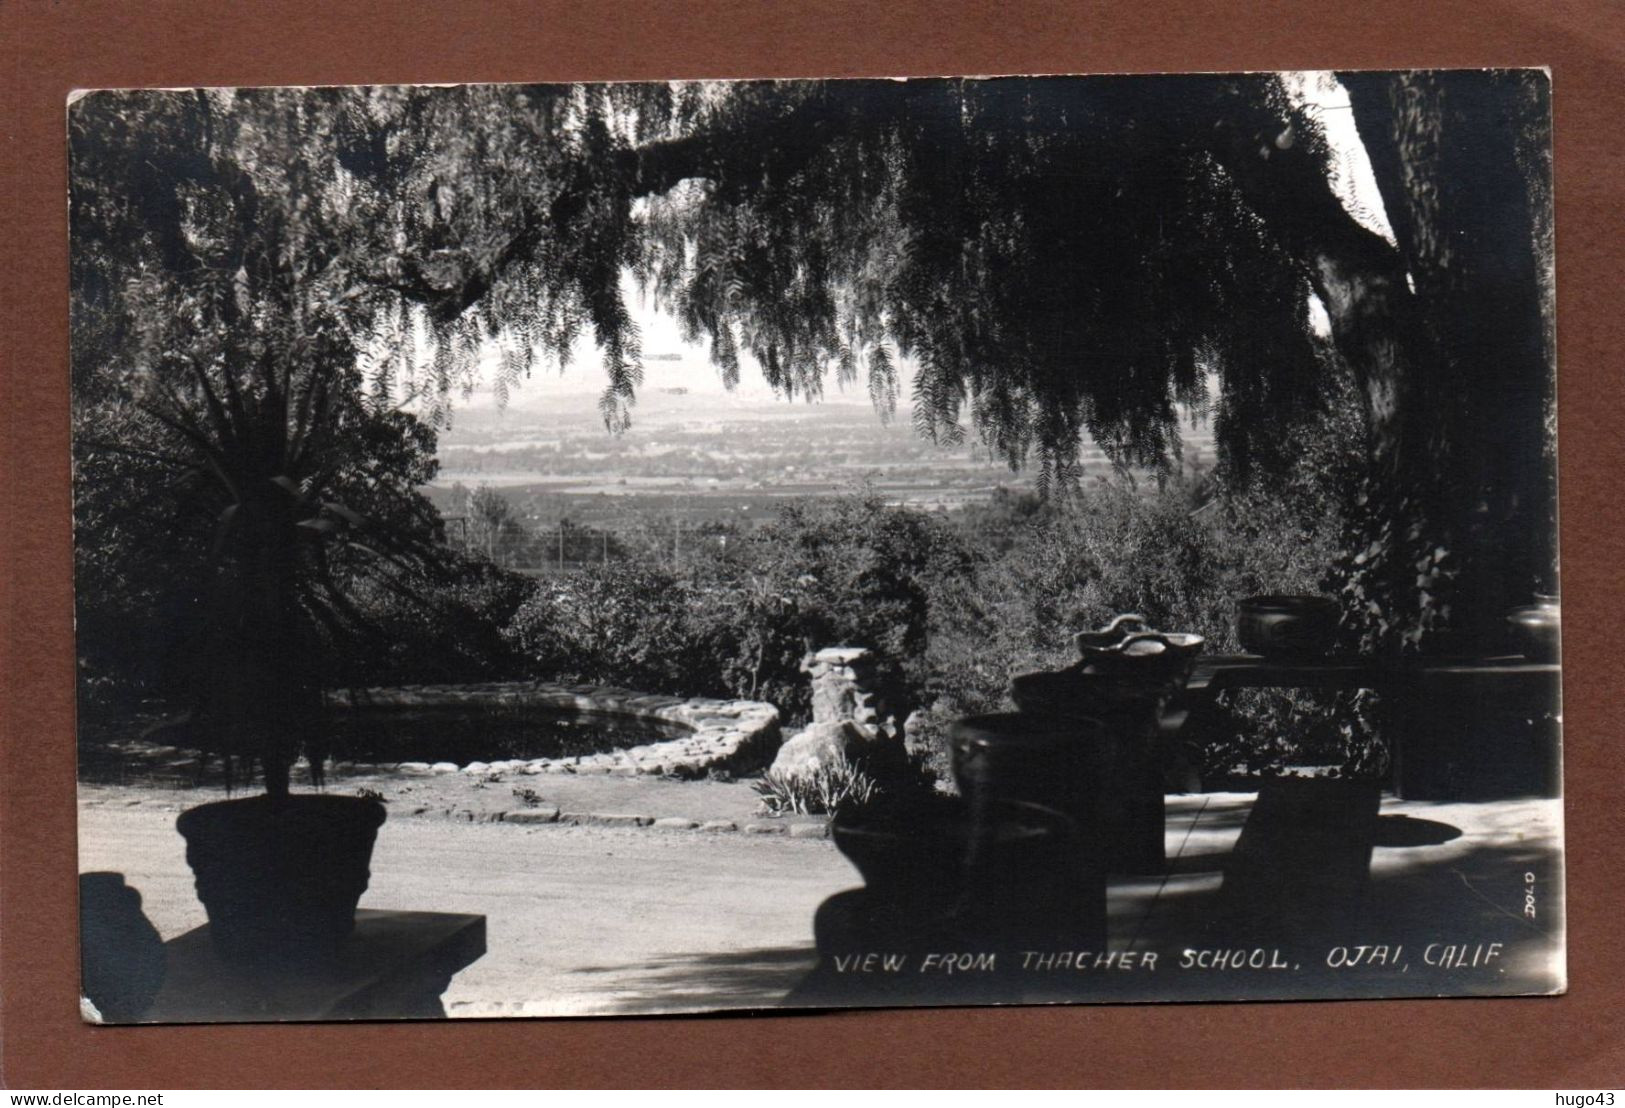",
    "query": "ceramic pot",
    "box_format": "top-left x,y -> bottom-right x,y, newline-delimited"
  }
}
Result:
949,711 -> 1165,874
1074,613 -> 1149,656
1010,665 -> 1181,717
1236,595 -> 1340,657
176,794 -> 386,966
948,712 -> 1102,823
830,798 -> 1103,946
